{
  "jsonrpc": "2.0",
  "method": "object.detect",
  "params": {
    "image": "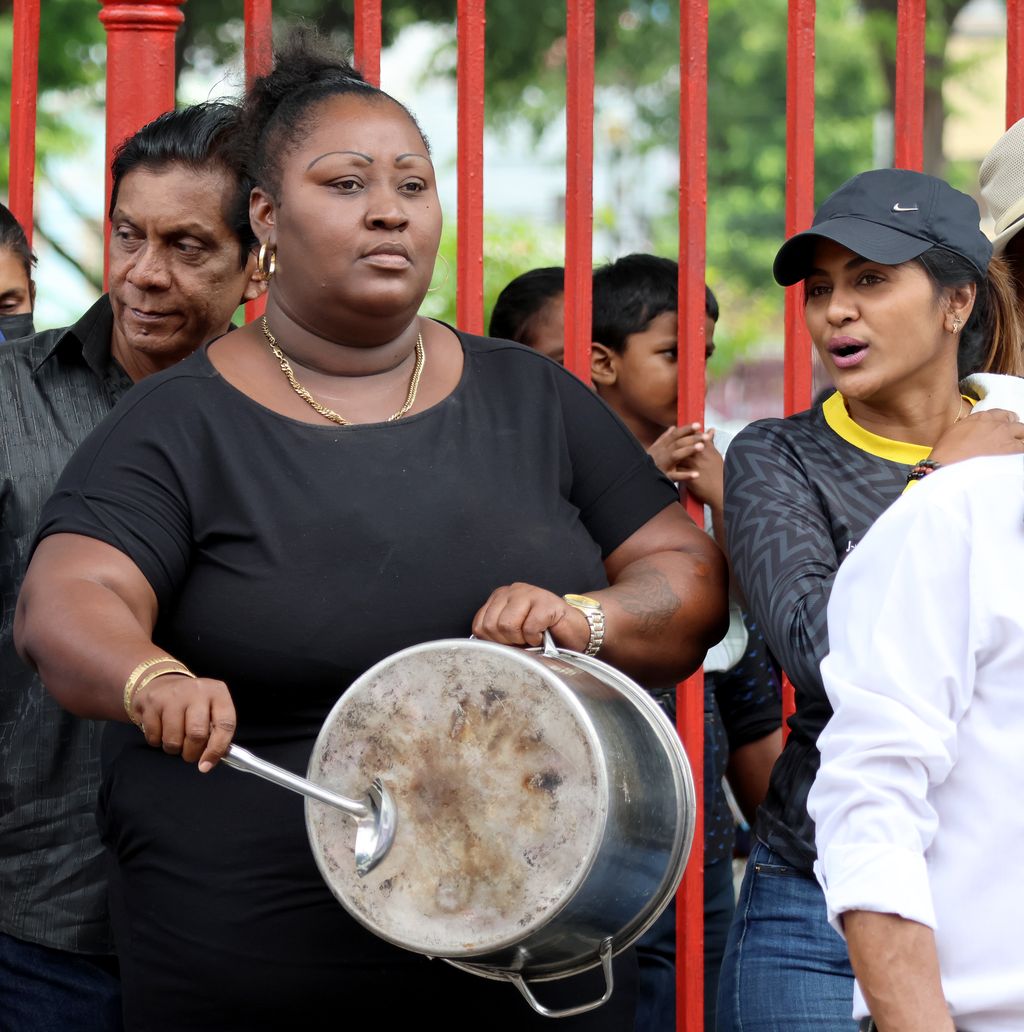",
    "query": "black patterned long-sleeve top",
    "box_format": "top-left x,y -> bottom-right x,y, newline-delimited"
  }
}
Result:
723,392 -> 930,871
